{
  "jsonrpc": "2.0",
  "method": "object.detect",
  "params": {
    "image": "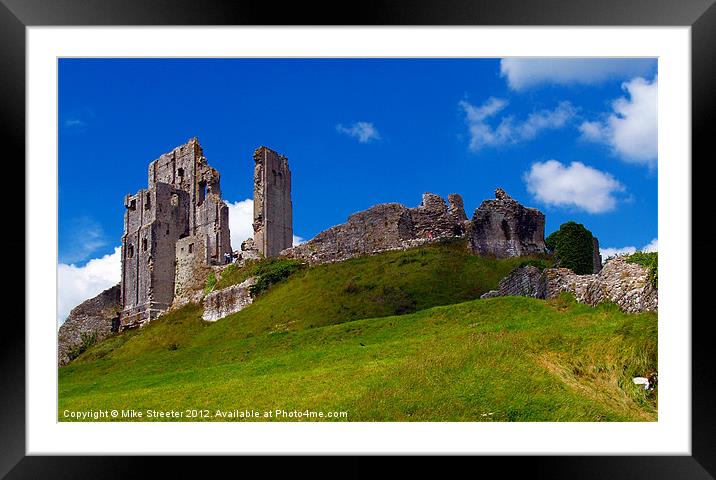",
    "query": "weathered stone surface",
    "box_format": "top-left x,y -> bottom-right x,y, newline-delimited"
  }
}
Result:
282,192 -> 468,264
467,189 -> 546,257
543,257 -> 657,313
237,237 -> 261,264
482,256 -> 657,313
202,276 -> 257,322
481,265 -> 543,299
253,146 -> 292,258
58,284 -> 121,366
448,193 -> 468,222
119,138 -> 232,329
411,193 -> 469,238
592,236 -> 603,273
